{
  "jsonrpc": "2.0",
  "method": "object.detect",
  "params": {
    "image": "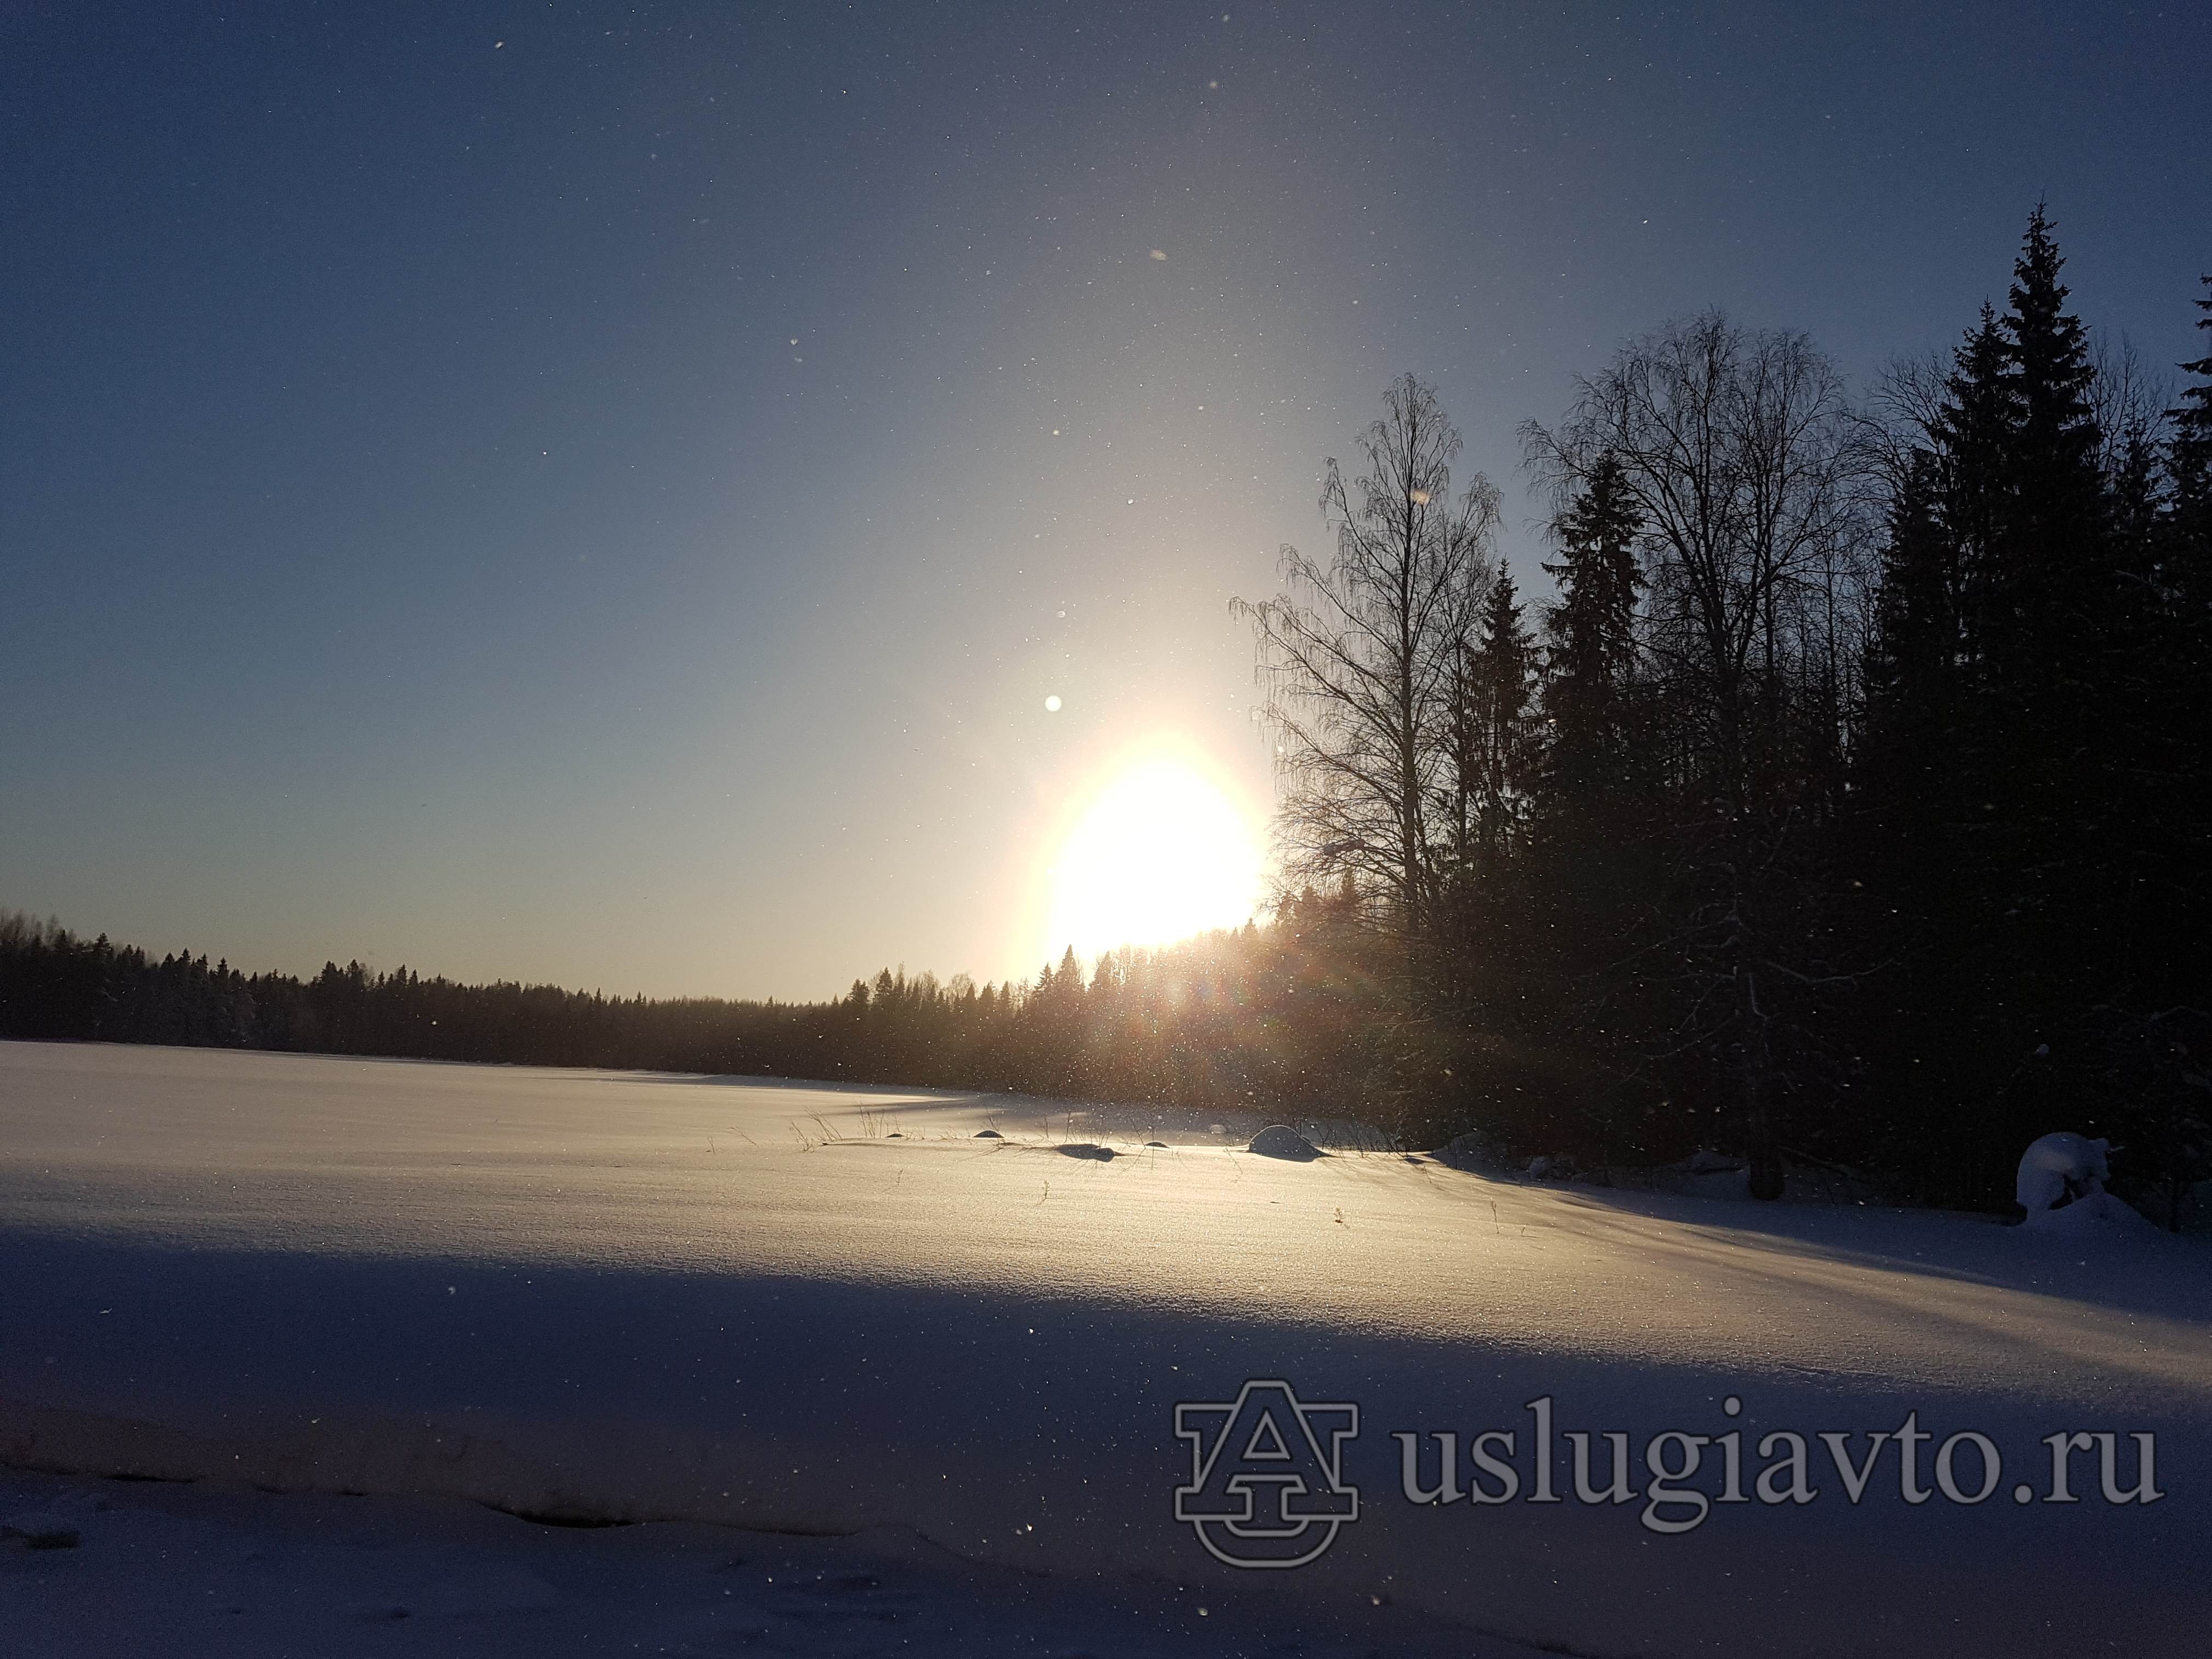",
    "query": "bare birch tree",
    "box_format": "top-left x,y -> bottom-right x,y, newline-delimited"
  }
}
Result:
1235,374 -> 1499,954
